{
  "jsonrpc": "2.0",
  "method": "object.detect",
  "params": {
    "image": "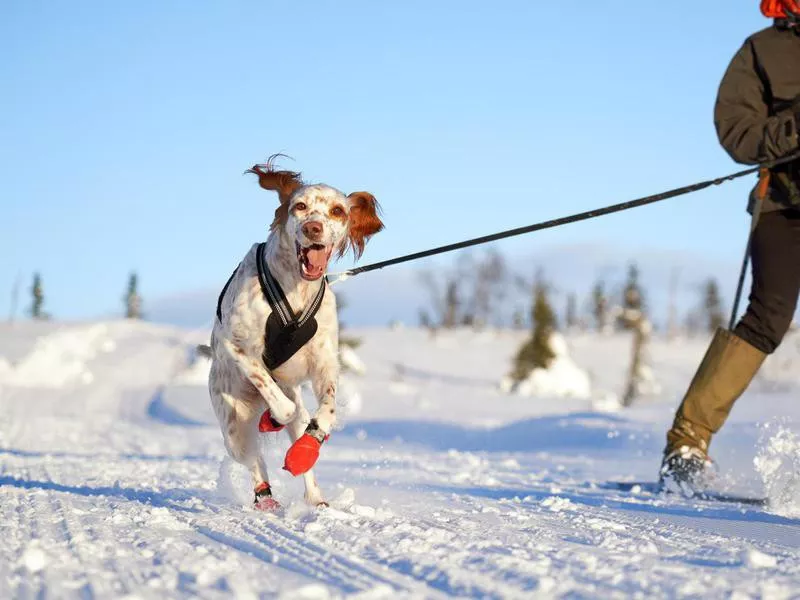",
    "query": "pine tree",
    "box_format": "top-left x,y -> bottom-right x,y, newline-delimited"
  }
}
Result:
619,263 -> 644,330
704,278 -> 725,333
592,280 -> 608,332
124,272 -> 143,319
510,275 -> 557,383
30,273 -> 46,320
